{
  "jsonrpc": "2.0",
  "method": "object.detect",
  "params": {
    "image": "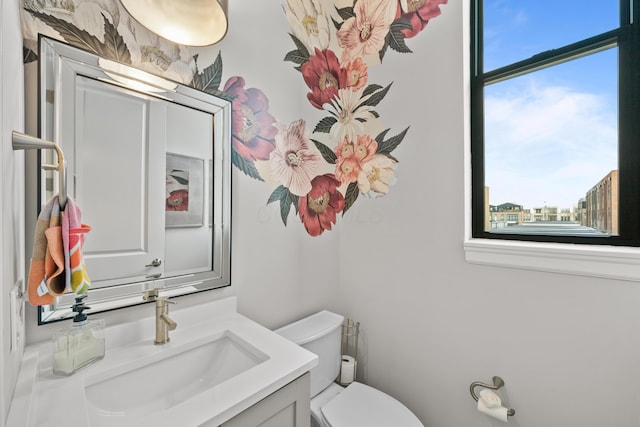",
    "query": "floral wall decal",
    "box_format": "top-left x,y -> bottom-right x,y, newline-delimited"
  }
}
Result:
20,0 -> 446,238
267,0 -> 447,235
